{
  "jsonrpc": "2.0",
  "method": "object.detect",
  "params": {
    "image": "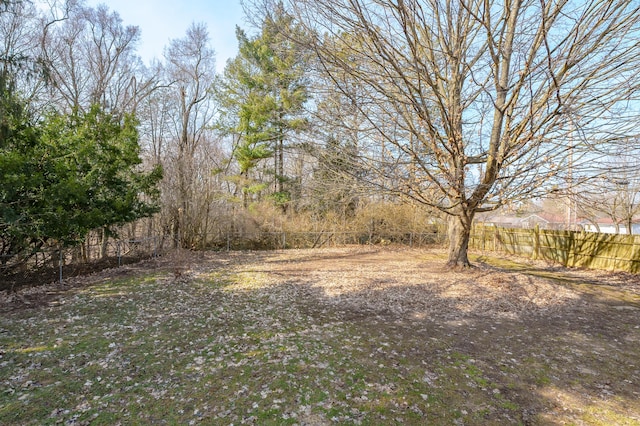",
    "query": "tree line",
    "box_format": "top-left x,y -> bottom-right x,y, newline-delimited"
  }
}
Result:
2,0 -> 640,271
